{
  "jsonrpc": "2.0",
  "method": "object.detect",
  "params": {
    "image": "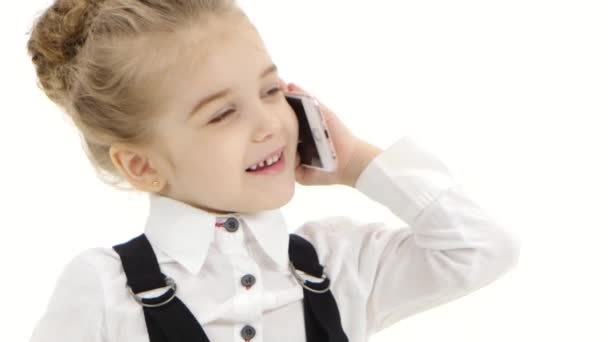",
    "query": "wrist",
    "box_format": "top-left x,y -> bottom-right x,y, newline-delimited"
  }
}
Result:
341,140 -> 383,187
